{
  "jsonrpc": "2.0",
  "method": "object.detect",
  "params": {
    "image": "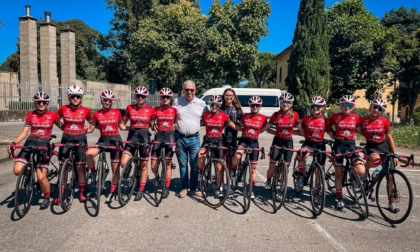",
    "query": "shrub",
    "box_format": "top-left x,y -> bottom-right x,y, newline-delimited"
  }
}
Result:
326,105 -> 370,119
410,112 -> 420,126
